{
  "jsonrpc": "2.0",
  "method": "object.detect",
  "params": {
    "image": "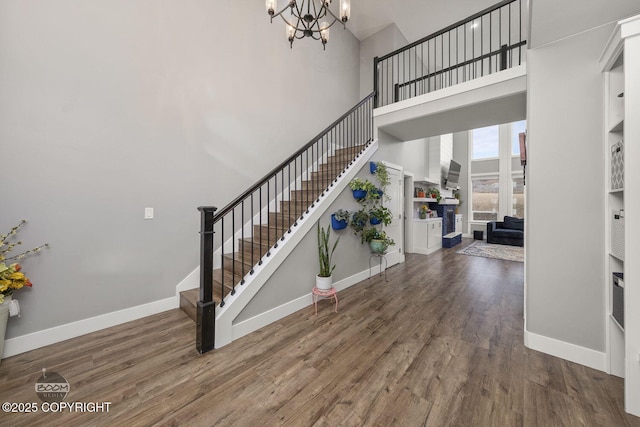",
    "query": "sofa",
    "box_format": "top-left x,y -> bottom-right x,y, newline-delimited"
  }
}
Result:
487,216 -> 524,247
